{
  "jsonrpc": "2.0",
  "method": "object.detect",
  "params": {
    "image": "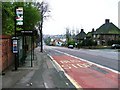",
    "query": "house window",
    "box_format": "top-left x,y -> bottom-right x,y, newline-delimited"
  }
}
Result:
97,40 -> 100,45
97,35 -> 100,38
